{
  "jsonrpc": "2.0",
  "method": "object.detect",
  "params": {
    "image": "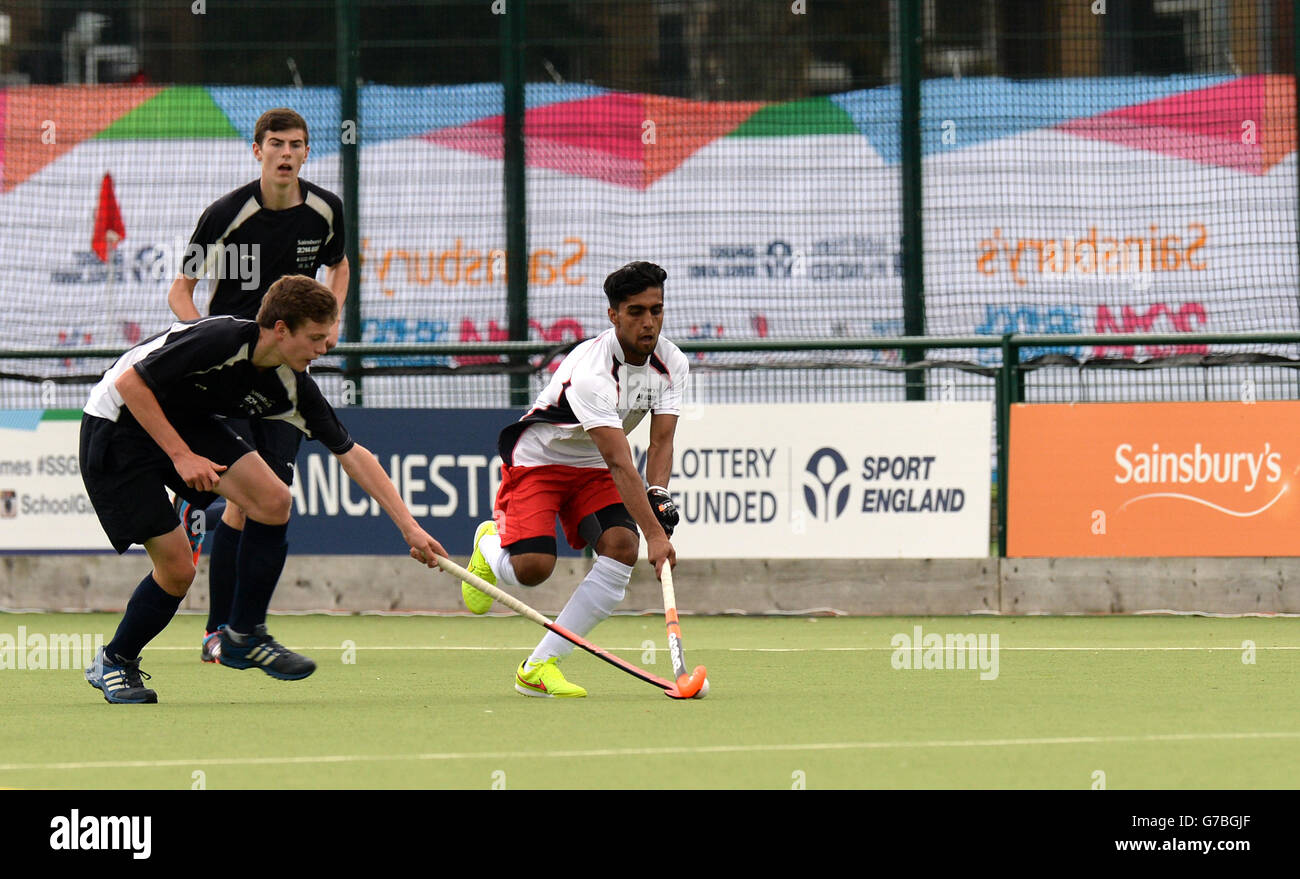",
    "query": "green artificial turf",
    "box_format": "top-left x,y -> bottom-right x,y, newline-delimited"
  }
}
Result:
0,613 -> 1295,789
